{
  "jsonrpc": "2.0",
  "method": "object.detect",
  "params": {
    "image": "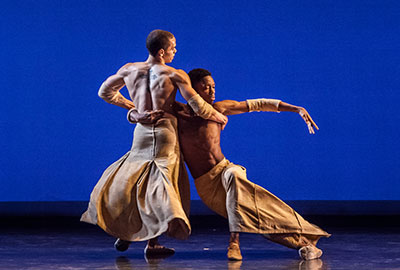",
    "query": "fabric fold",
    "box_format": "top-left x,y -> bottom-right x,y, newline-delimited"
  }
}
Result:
195,158 -> 330,239
81,117 -> 191,241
